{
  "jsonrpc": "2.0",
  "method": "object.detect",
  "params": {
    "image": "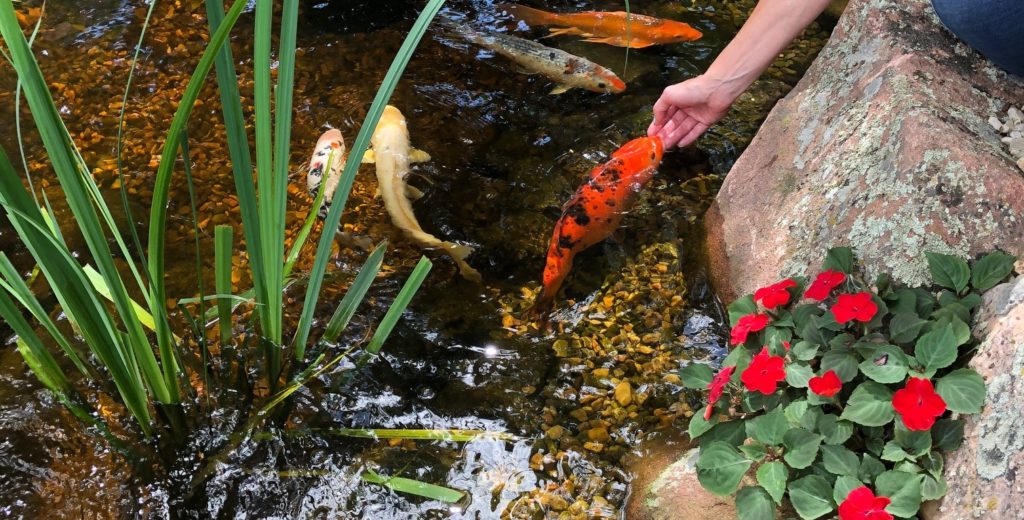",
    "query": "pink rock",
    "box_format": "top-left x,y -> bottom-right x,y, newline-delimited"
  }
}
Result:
705,0 -> 1024,301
